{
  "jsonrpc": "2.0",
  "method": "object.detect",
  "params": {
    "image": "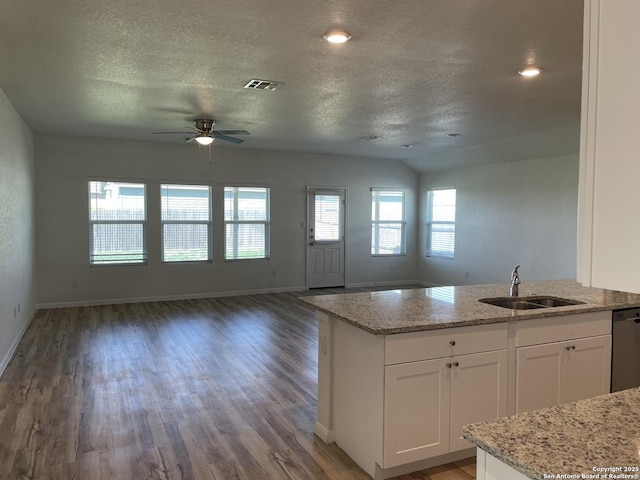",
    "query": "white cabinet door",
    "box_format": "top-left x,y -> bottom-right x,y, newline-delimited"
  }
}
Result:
516,342 -> 563,414
384,358 -> 450,467
516,335 -> 612,413
561,335 -> 611,404
449,350 -> 508,452
384,350 -> 508,465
